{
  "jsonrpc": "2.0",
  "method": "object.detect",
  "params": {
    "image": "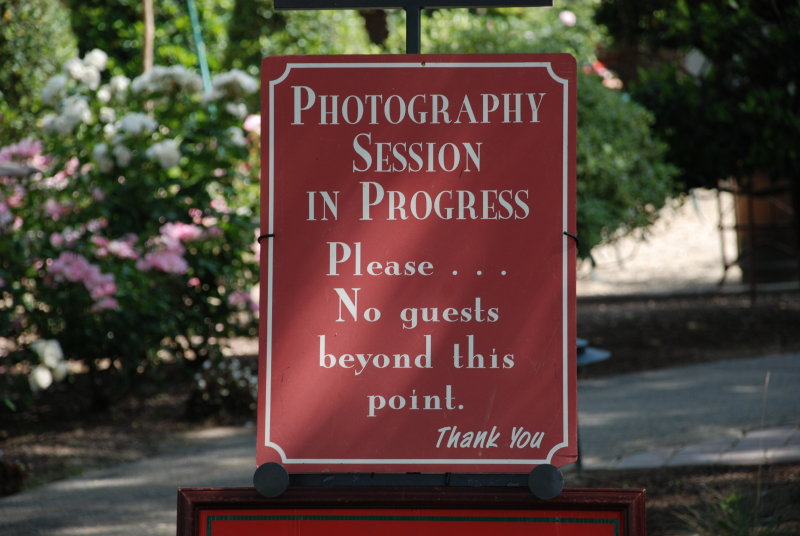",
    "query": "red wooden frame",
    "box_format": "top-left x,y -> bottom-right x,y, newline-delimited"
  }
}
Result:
178,487 -> 646,536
